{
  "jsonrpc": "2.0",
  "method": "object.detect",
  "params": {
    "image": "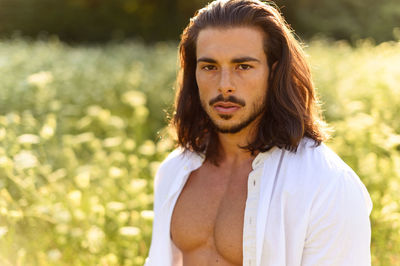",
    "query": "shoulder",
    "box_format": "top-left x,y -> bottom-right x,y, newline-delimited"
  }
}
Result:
157,147 -> 186,174
156,147 -> 203,177
282,137 -> 358,184
154,148 -> 187,189
279,137 -> 372,215
288,137 -> 351,173
153,148 -> 203,199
